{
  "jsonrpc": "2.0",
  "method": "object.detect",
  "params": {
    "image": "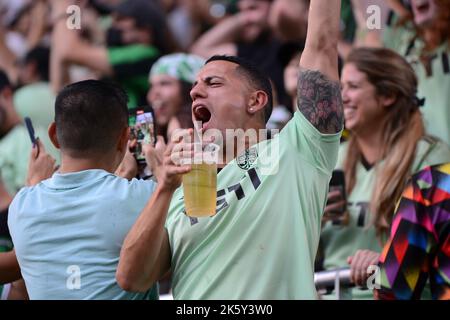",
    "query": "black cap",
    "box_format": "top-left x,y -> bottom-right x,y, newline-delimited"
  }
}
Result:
0,70 -> 10,92
113,0 -> 165,30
